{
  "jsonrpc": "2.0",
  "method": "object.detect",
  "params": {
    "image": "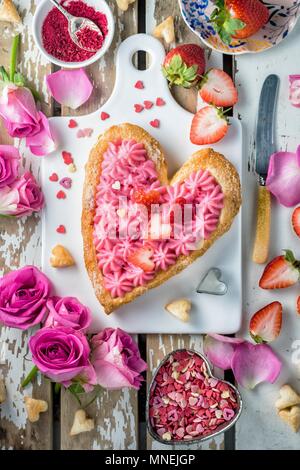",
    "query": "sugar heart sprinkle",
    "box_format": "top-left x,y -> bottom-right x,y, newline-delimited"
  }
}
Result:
156,97 -> 166,106
134,80 -> 144,89
150,119 -> 160,128
77,128 -> 93,138
134,104 -> 144,113
49,173 -> 59,182
62,151 -> 73,165
56,190 -> 66,199
144,100 -> 154,109
149,350 -> 238,442
101,112 -> 110,121
59,177 -> 72,189
68,119 -> 78,128
56,225 -> 66,234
